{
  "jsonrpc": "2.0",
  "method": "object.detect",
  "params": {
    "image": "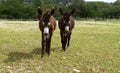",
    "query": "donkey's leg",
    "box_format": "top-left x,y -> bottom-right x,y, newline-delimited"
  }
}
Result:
41,42 -> 44,59
46,38 -> 49,56
67,32 -> 72,47
41,36 -> 45,59
46,38 -> 48,53
60,31 -> 64,50
46,33 -> 52,56
63,34 -> 67,51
